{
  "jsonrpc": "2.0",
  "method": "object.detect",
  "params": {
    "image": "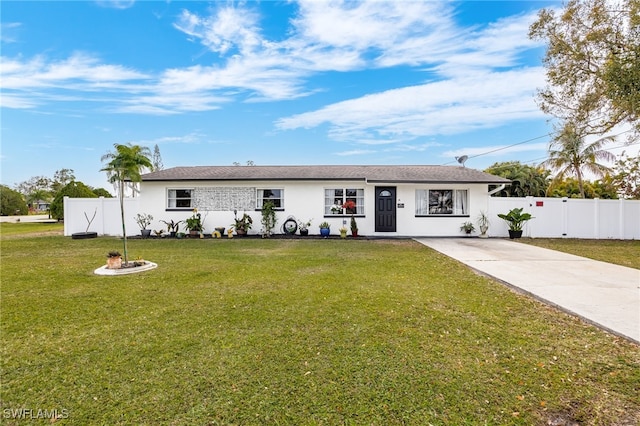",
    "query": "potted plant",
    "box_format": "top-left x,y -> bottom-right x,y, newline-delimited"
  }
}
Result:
477,211 -> 490,238
319,221 -> 330,237
134,213 -> 153,238
298,219 -> 312,236
350,216 -> 358,237
106,251 -> 122,269
497,207 -> 533,239
460,221 -> 475,236
184,209 -> 204,236
161,219 -> 182,237
232,210 -> 253,236
261,201 -> 277,238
